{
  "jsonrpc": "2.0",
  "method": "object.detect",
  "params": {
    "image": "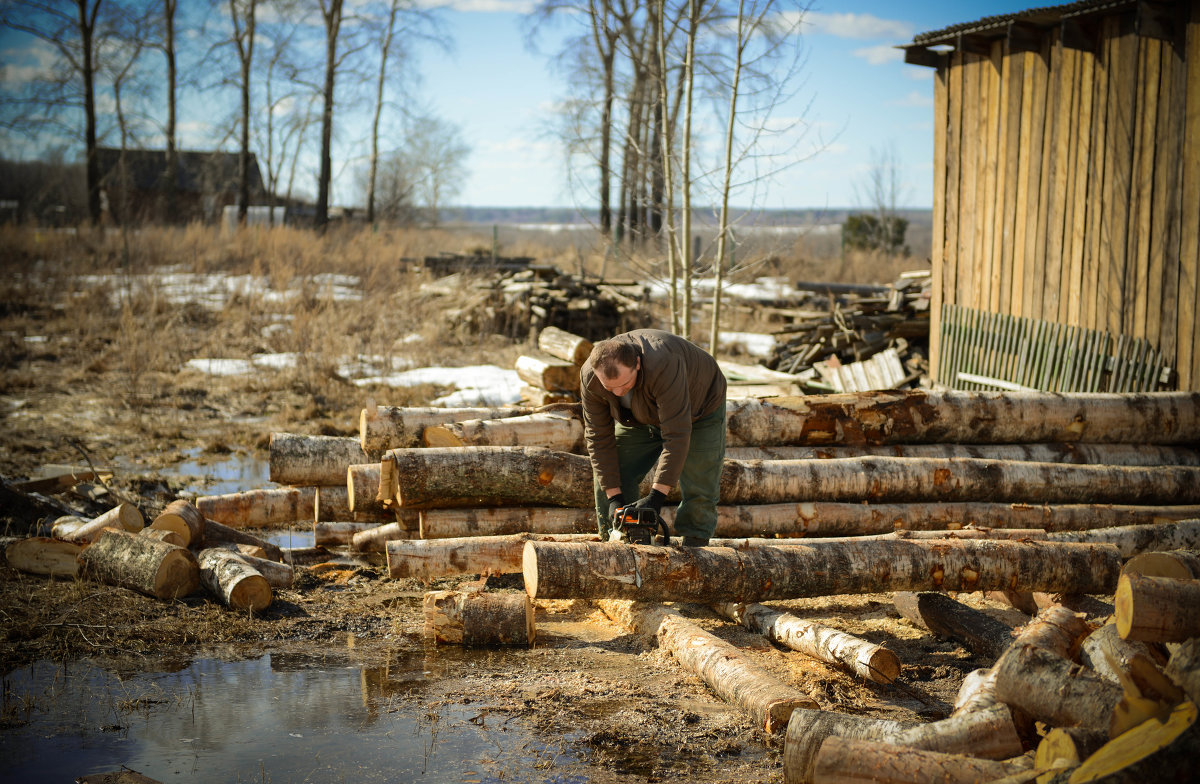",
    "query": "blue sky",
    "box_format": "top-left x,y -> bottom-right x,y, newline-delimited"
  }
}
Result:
1,0 -> 1041,211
